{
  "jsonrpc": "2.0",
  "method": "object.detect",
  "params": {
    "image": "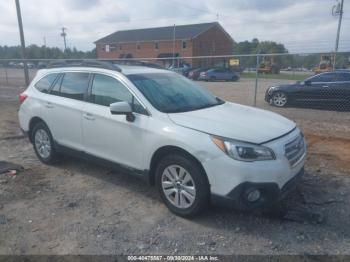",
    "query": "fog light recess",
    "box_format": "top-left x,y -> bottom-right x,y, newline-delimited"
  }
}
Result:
247,189 -> 261,202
